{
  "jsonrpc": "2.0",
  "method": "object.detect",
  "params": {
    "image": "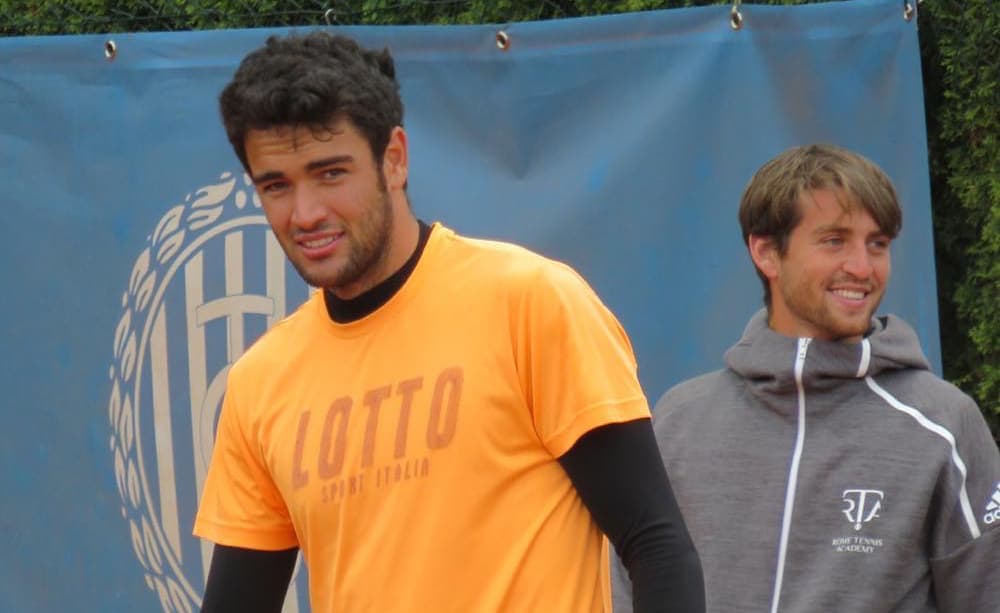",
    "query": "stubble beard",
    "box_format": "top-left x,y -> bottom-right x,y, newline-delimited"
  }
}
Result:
779,276 -> 881,341
291,186 -> 395,293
